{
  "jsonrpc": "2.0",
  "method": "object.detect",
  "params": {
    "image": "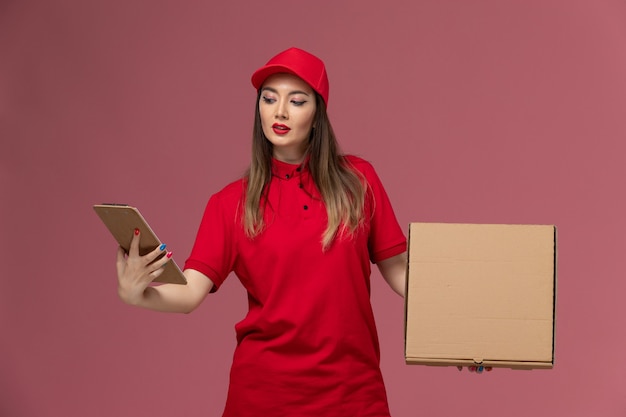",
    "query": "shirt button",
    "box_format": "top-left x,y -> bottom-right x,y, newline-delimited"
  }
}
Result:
285,174 -> 290,179
296,167 -> 302,172
299,183 -> 303,188
303,205 -> 309,210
